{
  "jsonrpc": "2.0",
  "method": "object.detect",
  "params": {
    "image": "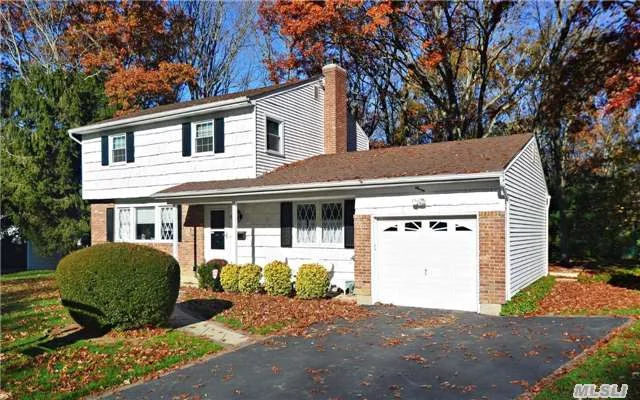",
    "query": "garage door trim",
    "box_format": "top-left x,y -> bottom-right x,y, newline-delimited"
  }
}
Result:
370,213 -> 480,312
